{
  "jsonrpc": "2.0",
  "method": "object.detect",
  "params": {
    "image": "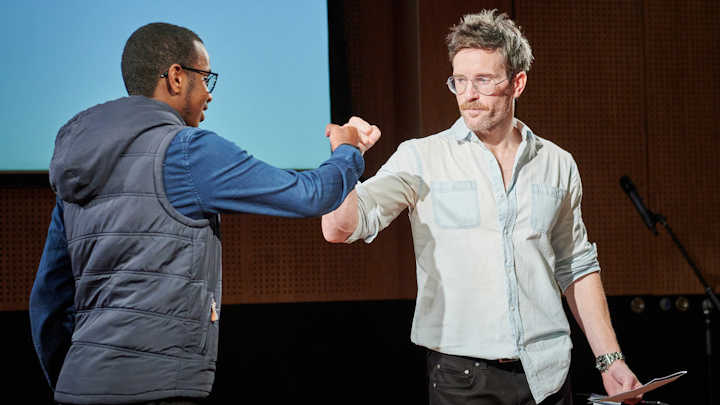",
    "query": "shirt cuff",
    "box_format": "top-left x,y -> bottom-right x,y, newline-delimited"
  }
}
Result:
335,143 -> 362,155
556,242 -> 601,292
345,184 -> 381,244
